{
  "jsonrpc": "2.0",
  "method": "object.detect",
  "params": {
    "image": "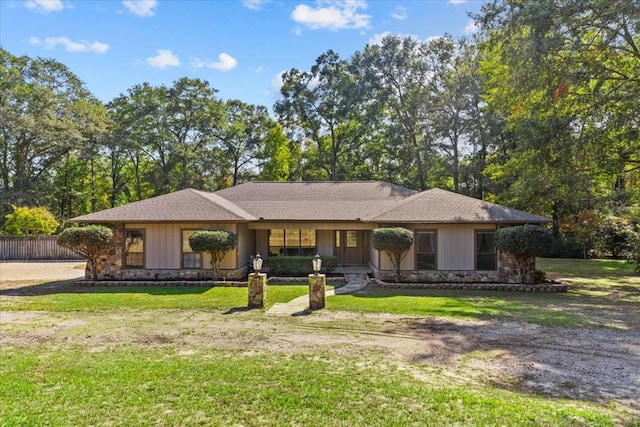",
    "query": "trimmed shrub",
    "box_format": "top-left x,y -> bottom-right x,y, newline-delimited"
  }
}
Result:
370,227 -> 414,282
264,256 -> 337,276
494,224 -> 553,256
189,230 -> 237,282
57,225 -> 114,281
